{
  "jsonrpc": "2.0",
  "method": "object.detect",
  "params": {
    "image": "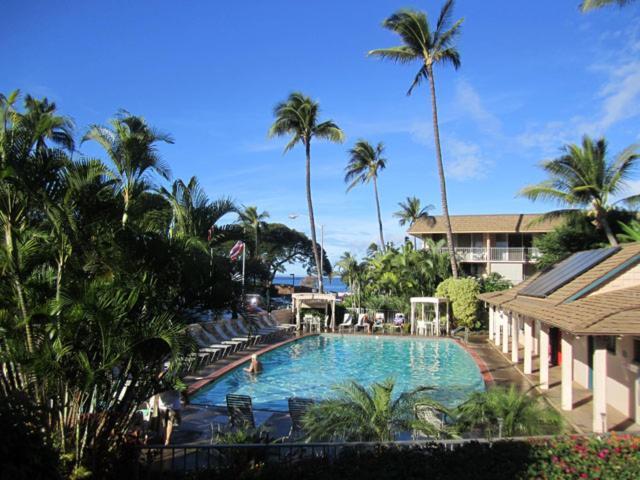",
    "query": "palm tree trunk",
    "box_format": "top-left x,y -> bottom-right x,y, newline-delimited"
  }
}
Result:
373,176 -> 385,251
427,66 -> 458,278
305,141 -> 324,292
598,209 -> 619,246
255,227 -> 259,259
